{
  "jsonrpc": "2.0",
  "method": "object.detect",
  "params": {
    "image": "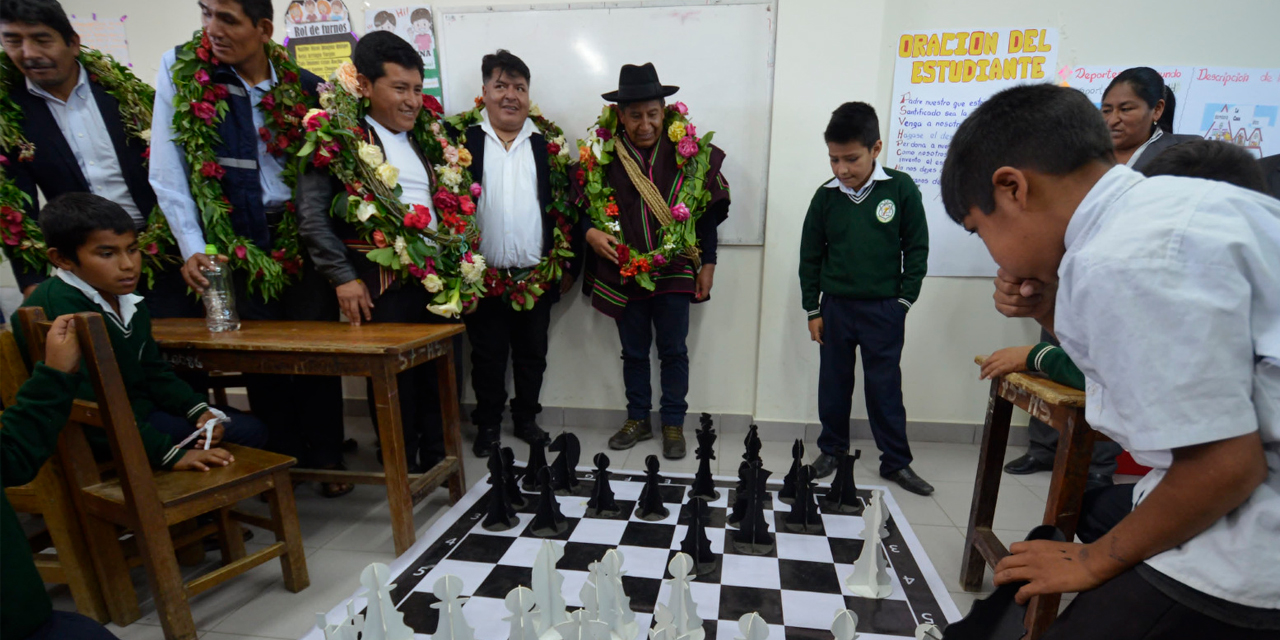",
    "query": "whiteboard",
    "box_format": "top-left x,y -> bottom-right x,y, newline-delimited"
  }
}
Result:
436,1 -> 778,245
